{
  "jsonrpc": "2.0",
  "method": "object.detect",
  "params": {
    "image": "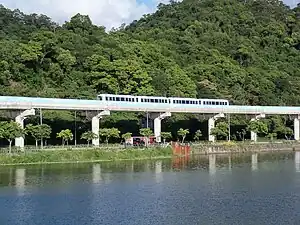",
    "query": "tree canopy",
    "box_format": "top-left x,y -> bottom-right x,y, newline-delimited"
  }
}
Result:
0,1 -> 299,144
0,1 -> 299,105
